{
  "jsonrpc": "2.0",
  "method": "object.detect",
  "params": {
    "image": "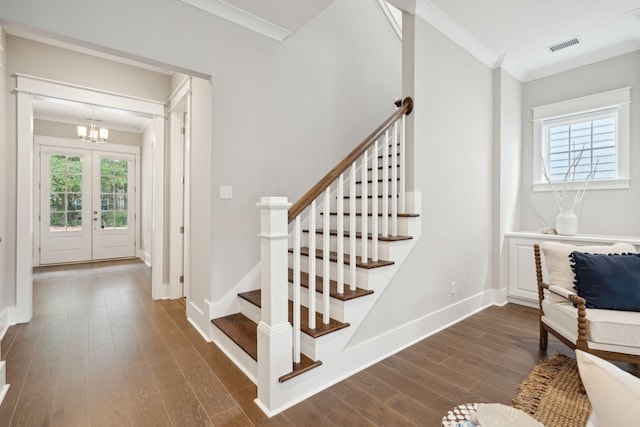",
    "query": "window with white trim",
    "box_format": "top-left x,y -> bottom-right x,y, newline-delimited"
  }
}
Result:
532,87 -> 631,191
